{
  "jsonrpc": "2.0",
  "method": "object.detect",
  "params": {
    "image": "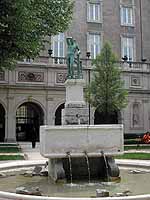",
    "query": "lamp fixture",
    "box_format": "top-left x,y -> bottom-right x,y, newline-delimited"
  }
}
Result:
48,49 -> 53,57
122,55 -> 128,61
86,52 -> 91,59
